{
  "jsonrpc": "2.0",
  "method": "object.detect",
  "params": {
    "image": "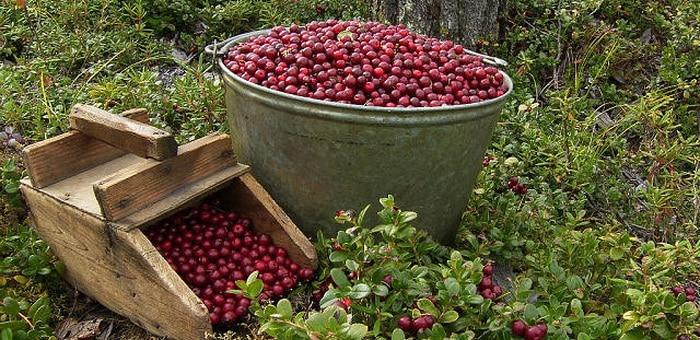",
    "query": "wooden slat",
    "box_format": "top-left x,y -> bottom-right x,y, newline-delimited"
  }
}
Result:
22,108 -> 149,188
218,173 -> 318,269
113,164 -> 250,230
70,104 -> 177,160
94,133 -> 236,221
